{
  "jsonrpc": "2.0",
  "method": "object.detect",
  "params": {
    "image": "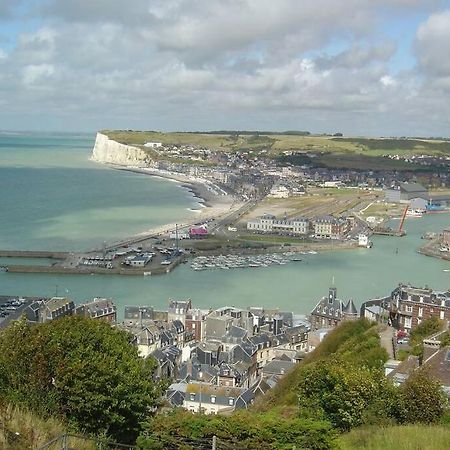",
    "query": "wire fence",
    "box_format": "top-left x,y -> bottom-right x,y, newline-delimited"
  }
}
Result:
35,433 -> 271,450
36,433 -> 136,450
